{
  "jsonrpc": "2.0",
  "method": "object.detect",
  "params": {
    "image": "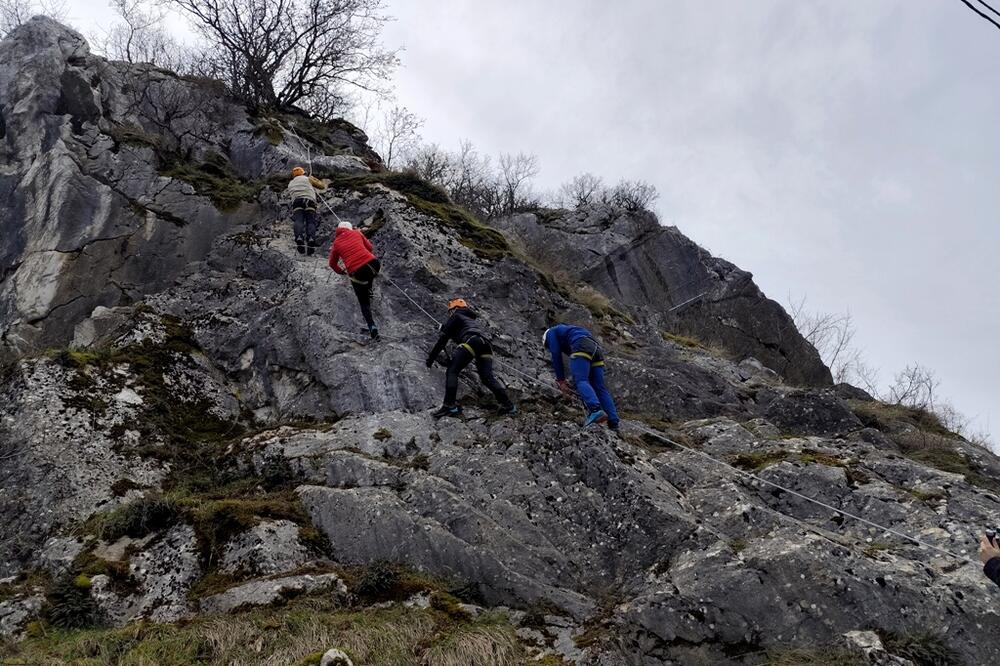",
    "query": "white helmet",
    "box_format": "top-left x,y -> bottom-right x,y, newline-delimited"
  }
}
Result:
337,220 -> 353,230
541,328 -> 551,348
